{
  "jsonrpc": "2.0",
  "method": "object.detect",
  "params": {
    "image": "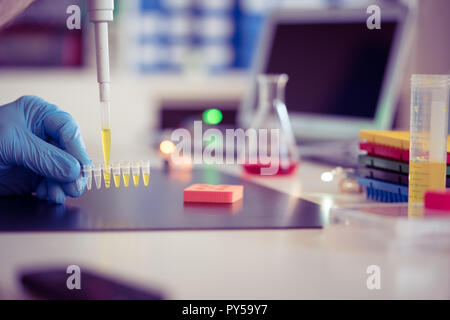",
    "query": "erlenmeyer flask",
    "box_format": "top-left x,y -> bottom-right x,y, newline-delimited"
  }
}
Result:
243,73 -> 299,175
